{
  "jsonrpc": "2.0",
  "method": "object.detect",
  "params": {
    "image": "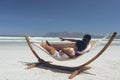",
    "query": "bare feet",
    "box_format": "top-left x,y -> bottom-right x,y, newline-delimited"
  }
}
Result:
41,40 -> 51,50
46,40 -> 51,46
41,41 -> 46,49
